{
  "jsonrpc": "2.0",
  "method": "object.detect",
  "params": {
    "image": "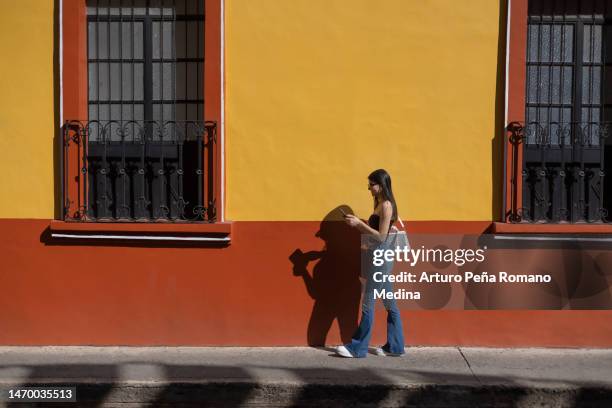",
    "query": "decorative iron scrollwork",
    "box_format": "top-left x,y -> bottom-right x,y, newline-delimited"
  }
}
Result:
507,121 -> 612,224
61,120 -> 218,223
